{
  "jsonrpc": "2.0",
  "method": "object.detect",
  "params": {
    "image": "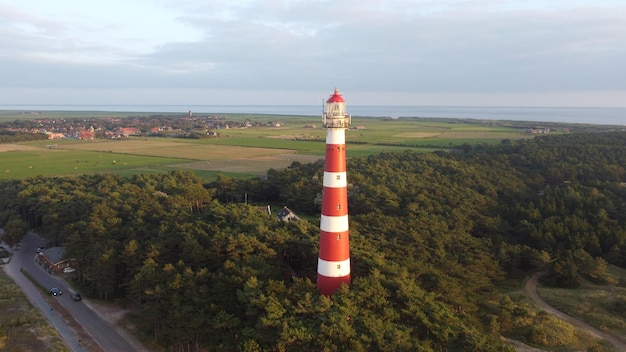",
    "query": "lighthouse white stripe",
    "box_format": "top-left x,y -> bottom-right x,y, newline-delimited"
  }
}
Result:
323,171 -> 347,188
320,215 -> 349,232
317,258 -> 351,277
325,129 -> 345,144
